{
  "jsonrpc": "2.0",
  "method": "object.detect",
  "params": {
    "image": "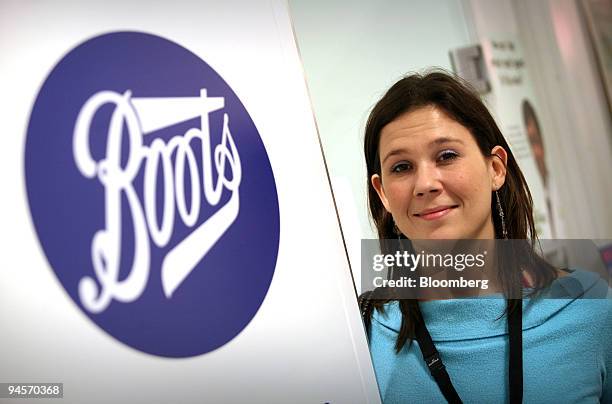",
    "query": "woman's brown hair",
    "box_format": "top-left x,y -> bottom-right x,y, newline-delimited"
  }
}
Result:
363,70 -> 557,352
